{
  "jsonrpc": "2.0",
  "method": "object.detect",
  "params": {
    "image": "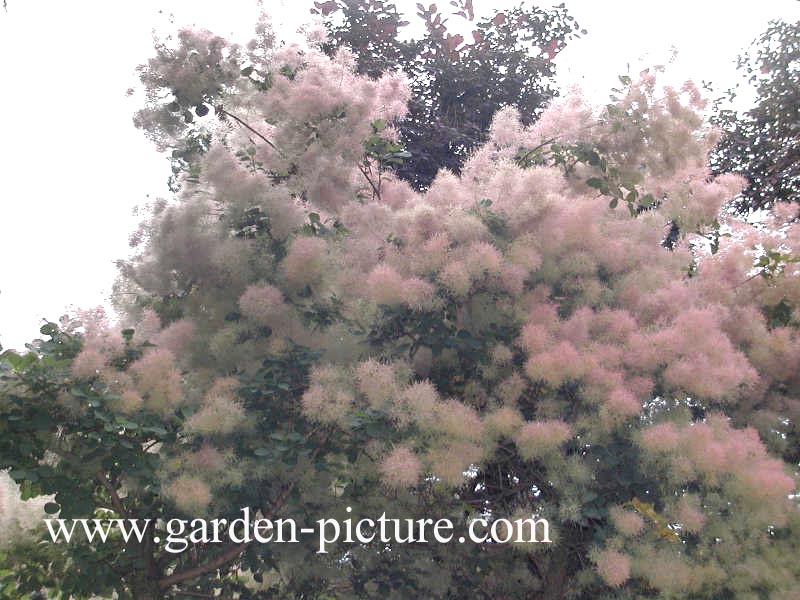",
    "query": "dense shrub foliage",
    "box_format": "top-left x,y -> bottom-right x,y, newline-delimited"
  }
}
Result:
1,18 -> 799,600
